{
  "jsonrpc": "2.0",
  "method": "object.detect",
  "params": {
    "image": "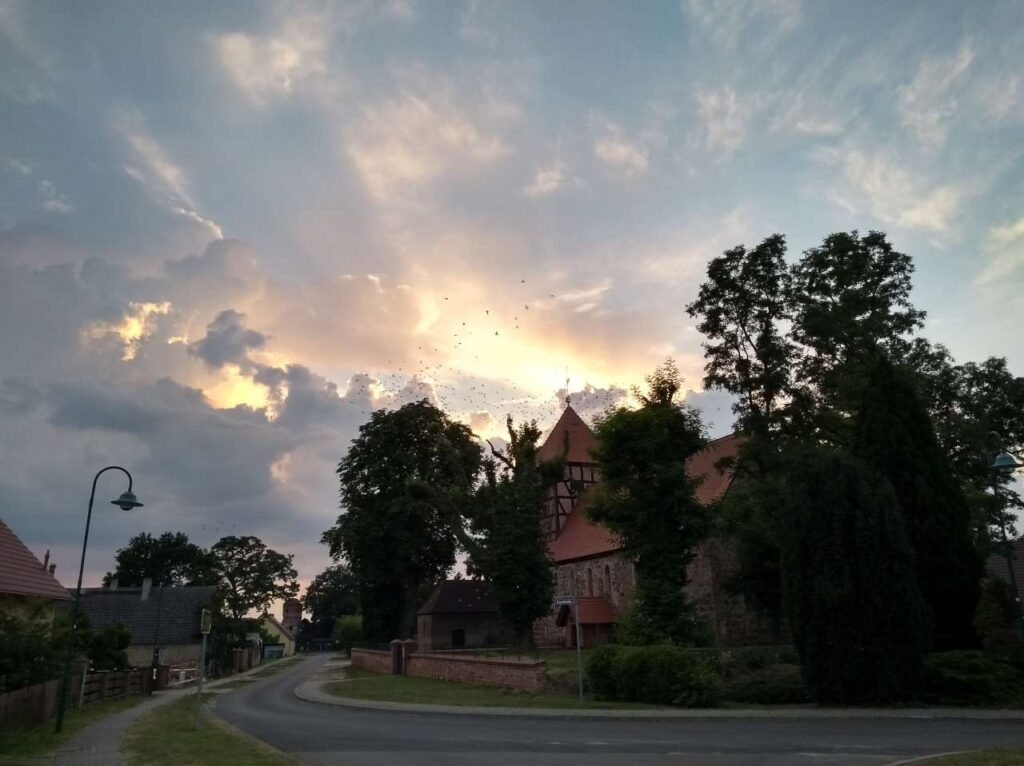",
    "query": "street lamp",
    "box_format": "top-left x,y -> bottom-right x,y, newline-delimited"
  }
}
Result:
54,466 -> 143,733
989,433 -> 1024,636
